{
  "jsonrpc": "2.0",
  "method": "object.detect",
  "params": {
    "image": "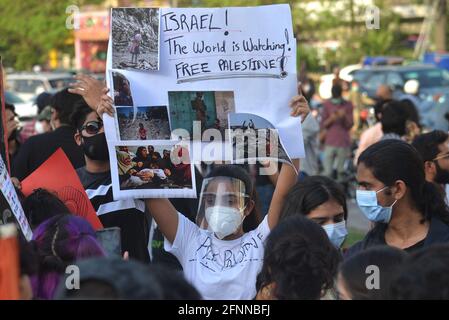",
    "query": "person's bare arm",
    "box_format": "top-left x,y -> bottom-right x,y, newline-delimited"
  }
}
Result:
259,161 -> 279,185
267,159 -> 299,230
145,199 -> 179,243
267,170 -> 279,186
